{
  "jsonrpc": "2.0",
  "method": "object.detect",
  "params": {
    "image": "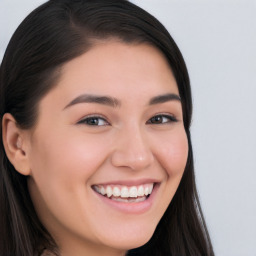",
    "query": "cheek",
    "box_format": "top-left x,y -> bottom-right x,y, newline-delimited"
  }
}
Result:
156,129 -> 188,177
27,128 -> 113,231
29,131 -> 111,184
